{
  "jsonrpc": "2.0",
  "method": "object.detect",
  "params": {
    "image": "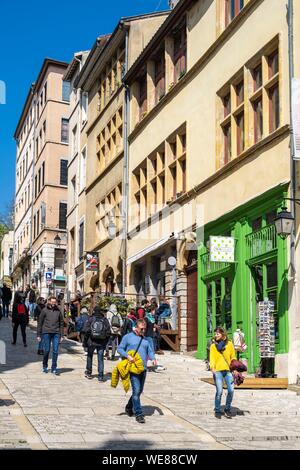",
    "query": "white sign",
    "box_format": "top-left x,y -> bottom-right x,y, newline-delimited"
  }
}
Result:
210,236 -> 235,263
292,78 -> 300,160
